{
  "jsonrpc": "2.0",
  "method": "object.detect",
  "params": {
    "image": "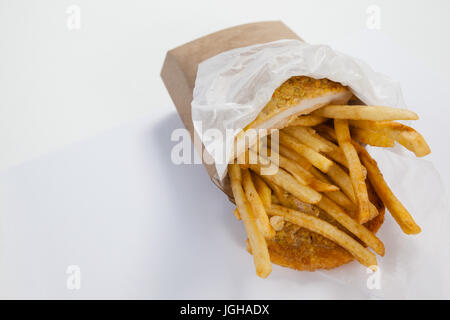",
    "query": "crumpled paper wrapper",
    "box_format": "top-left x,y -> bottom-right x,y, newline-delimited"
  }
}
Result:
191,39 -> 406,180
161,22 -> 450,298
321,146 -> 450,298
